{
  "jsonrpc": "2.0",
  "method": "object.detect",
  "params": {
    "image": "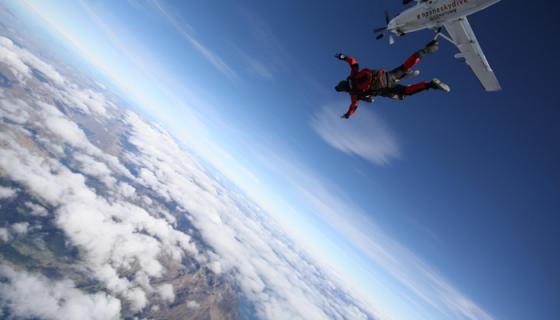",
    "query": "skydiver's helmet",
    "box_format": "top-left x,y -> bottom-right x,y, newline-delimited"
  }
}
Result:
335,80 -> 351,92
